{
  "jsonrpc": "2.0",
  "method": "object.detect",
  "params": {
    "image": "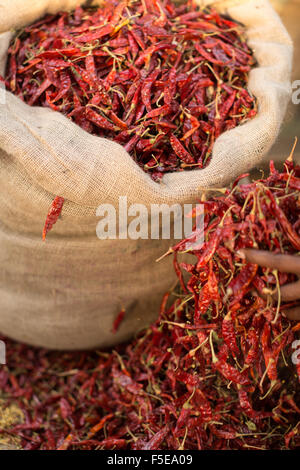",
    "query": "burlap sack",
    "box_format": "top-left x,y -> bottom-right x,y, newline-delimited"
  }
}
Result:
0,0 -> 293,349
